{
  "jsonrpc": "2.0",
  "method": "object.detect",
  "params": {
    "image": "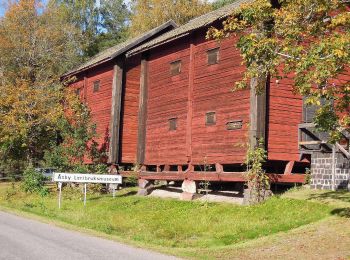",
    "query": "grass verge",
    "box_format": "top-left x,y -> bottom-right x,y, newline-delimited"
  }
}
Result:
0,183 -> 346,259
